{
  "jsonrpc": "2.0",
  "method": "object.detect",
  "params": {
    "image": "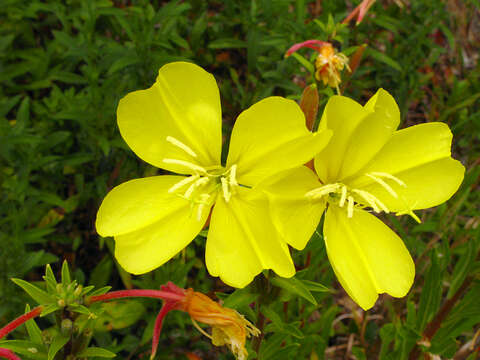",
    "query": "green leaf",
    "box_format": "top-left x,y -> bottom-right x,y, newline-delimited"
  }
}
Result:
270,276 -> 317,305
262,306 -> 304,339
11,278 -> 53,305
61,260 -> 71,286
300,280 -> 330,293
43,264 -> 58,294
220,288 -> 259,309
290,52 -> 315,74
0,340 -> 46,359
366,47 -> 402,71
208,38 -> 246,49
77,347 -> 116,358
24,305 -> 43,344
47,334 -> 69,360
